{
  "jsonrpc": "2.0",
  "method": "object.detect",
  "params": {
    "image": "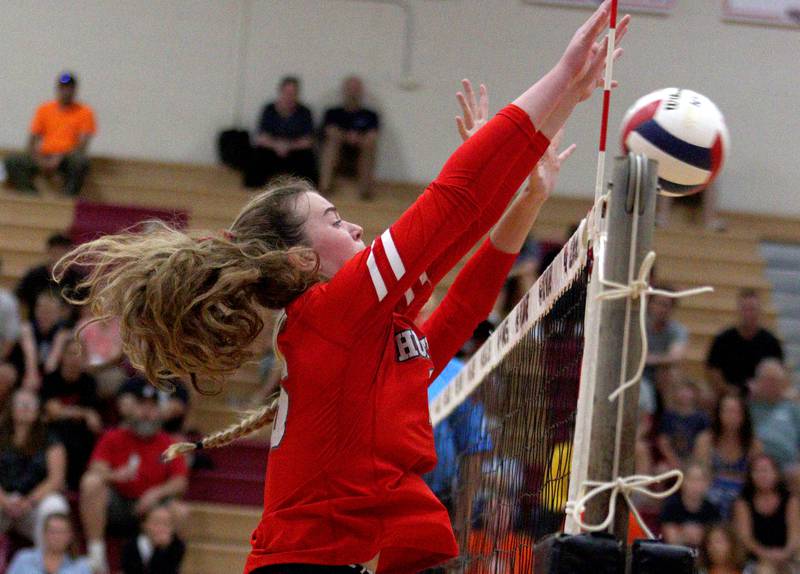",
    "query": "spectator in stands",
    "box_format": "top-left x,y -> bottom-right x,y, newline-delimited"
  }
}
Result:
0,260 -> 22,362
15,233 -> 82,322
707,289 -> 784,396
319,76 -> 380,199
694,392 -> 762,519
698,524 -> 749,574
660,462 -> 721,547
466,493 -> 532,574
42,340 -> 103,490
120,504 -> 185,574
11,291 -> 71,390
644,289 -> 688,383
3,72 -> 96,197
7,512 -> 91,574
0,389 -> 69,548
117,377 -> 190,439
733,454 -> 800,572
656,378 -> 710,469
244,76 -> 317,188
748,359 -> 800,493
79,382 -> 188,574
76,308 -> 126,400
